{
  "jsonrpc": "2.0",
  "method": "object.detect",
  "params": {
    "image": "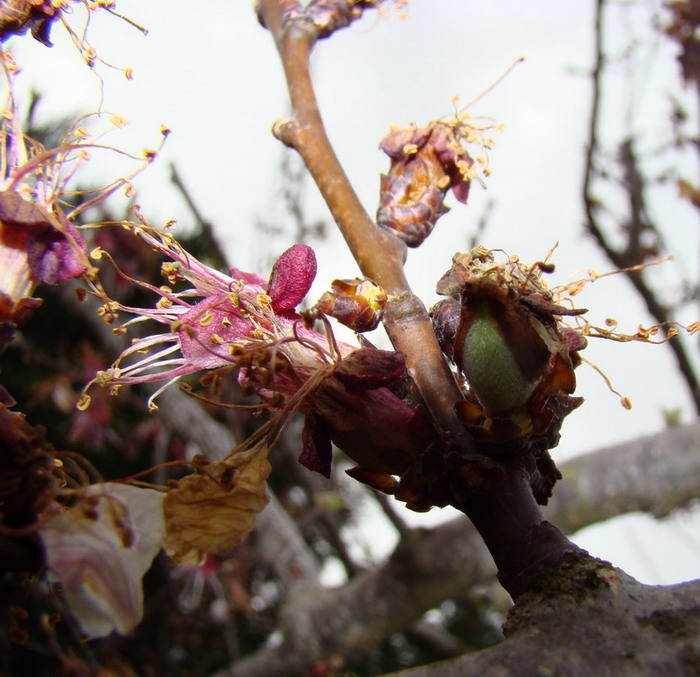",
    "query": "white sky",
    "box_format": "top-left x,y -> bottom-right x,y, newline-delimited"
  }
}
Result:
8,0 -> 700,585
